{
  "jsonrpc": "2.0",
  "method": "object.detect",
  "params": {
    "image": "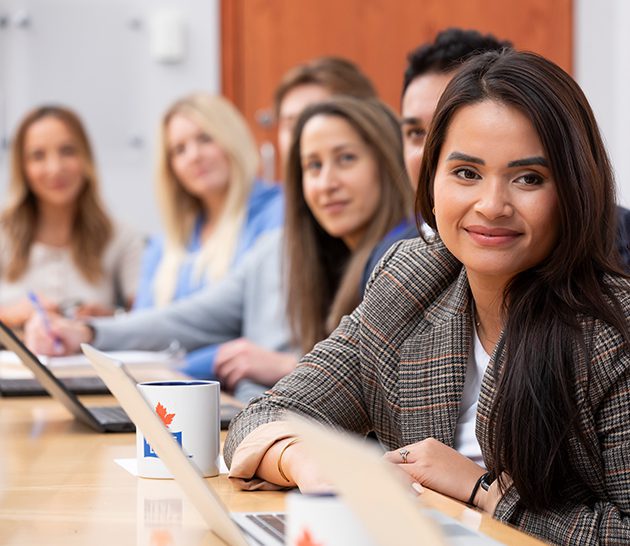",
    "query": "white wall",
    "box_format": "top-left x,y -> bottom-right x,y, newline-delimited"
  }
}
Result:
0,0 -> 220,236
575,0 -> 630,207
